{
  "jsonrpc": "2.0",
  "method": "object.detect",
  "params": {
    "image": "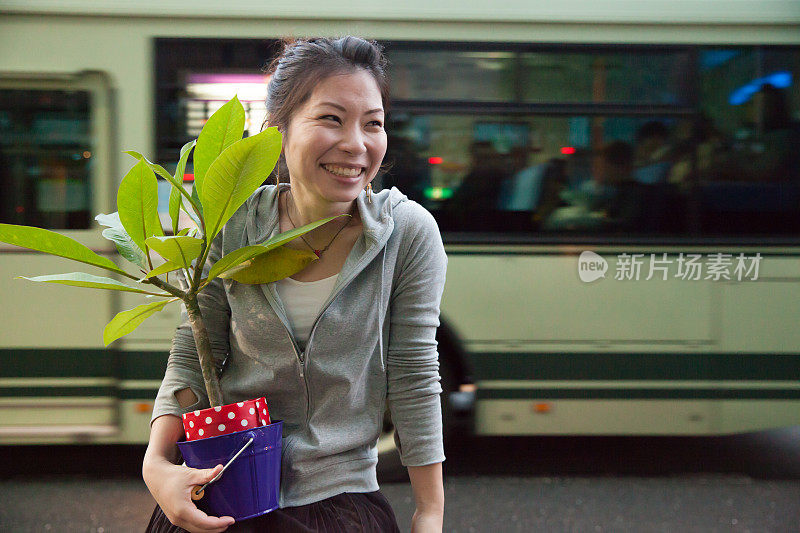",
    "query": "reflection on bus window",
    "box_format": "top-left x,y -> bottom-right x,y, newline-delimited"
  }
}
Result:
390,50 -> 515,102
0,90 -> 92,229
521,51 -> 692,105
382,47 -> 800,237
156,41 -> 800,238
380,114 -> 689,235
